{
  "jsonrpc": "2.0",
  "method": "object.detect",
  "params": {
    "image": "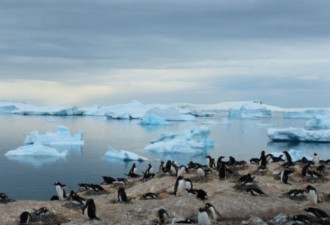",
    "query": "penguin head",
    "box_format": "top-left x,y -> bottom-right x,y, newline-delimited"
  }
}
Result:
305,185 -> 315,193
